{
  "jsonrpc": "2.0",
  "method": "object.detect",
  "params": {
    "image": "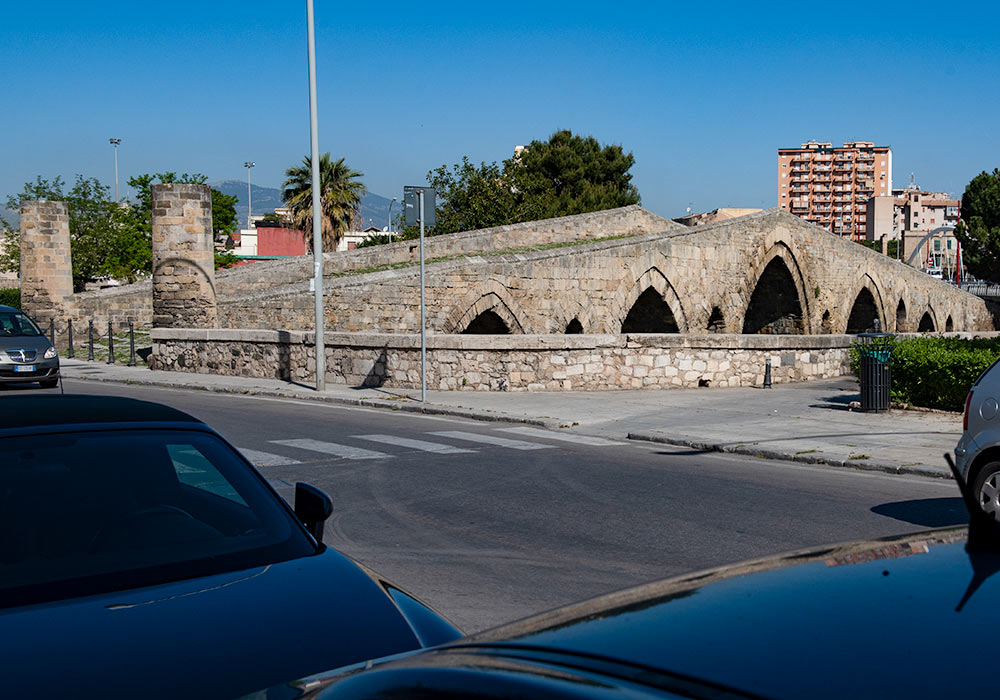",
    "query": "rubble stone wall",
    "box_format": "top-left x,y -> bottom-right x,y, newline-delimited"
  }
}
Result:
150,330 -> 857,391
